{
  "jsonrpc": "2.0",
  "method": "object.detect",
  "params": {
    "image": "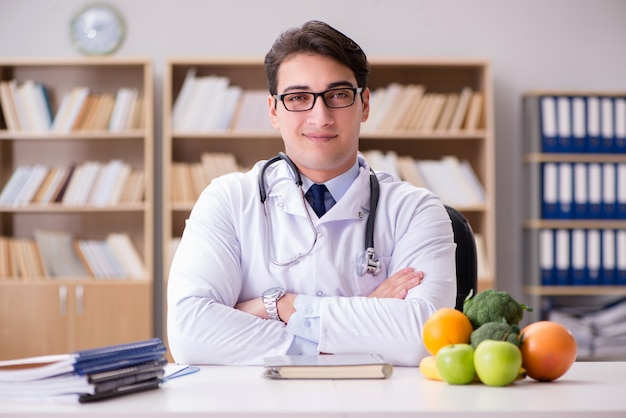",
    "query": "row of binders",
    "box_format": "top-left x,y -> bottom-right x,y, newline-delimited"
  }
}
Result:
539,228 -> 626,286
0,79 -> 144,133
0,338 -> 167,403
542,162 -> 626,219
538,94 -> 626,153
0,230 -> 145,280
0,160 -> 145,207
